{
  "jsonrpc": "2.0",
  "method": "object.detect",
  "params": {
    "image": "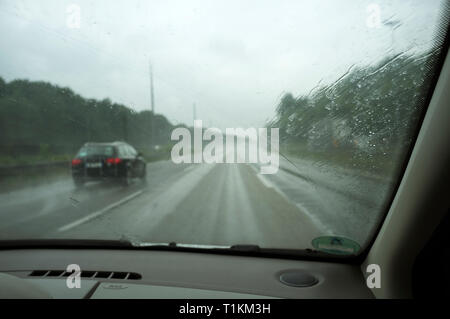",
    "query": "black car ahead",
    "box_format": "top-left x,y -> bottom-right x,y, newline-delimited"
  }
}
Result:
71,141 -> 146,187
